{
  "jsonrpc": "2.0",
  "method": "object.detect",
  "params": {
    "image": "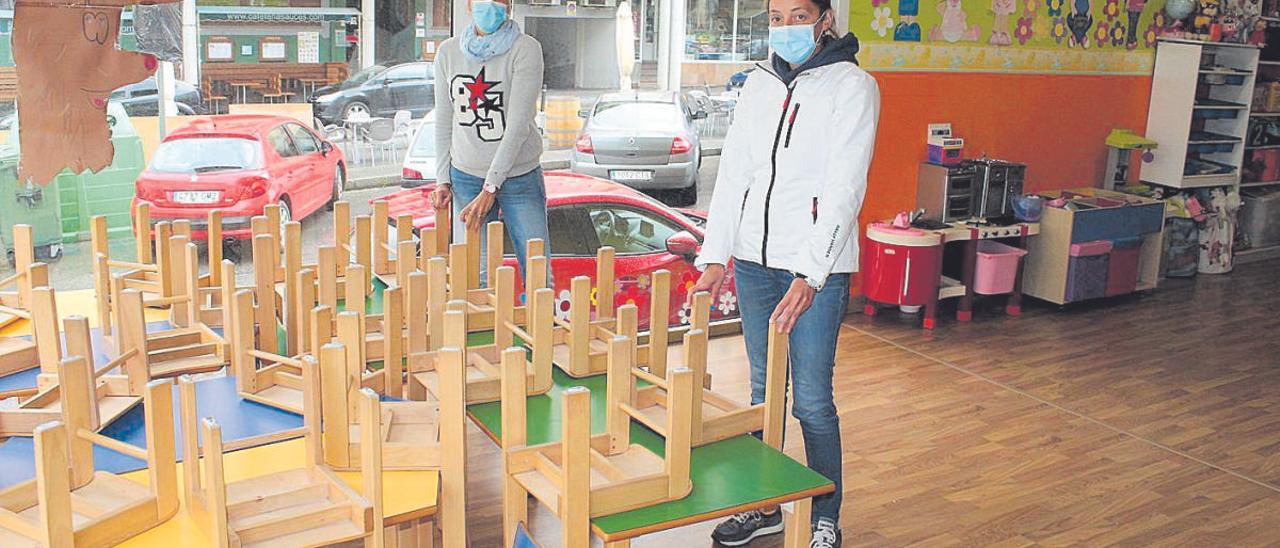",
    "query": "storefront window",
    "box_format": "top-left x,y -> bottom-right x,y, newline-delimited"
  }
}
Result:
685,0 -> 769,62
